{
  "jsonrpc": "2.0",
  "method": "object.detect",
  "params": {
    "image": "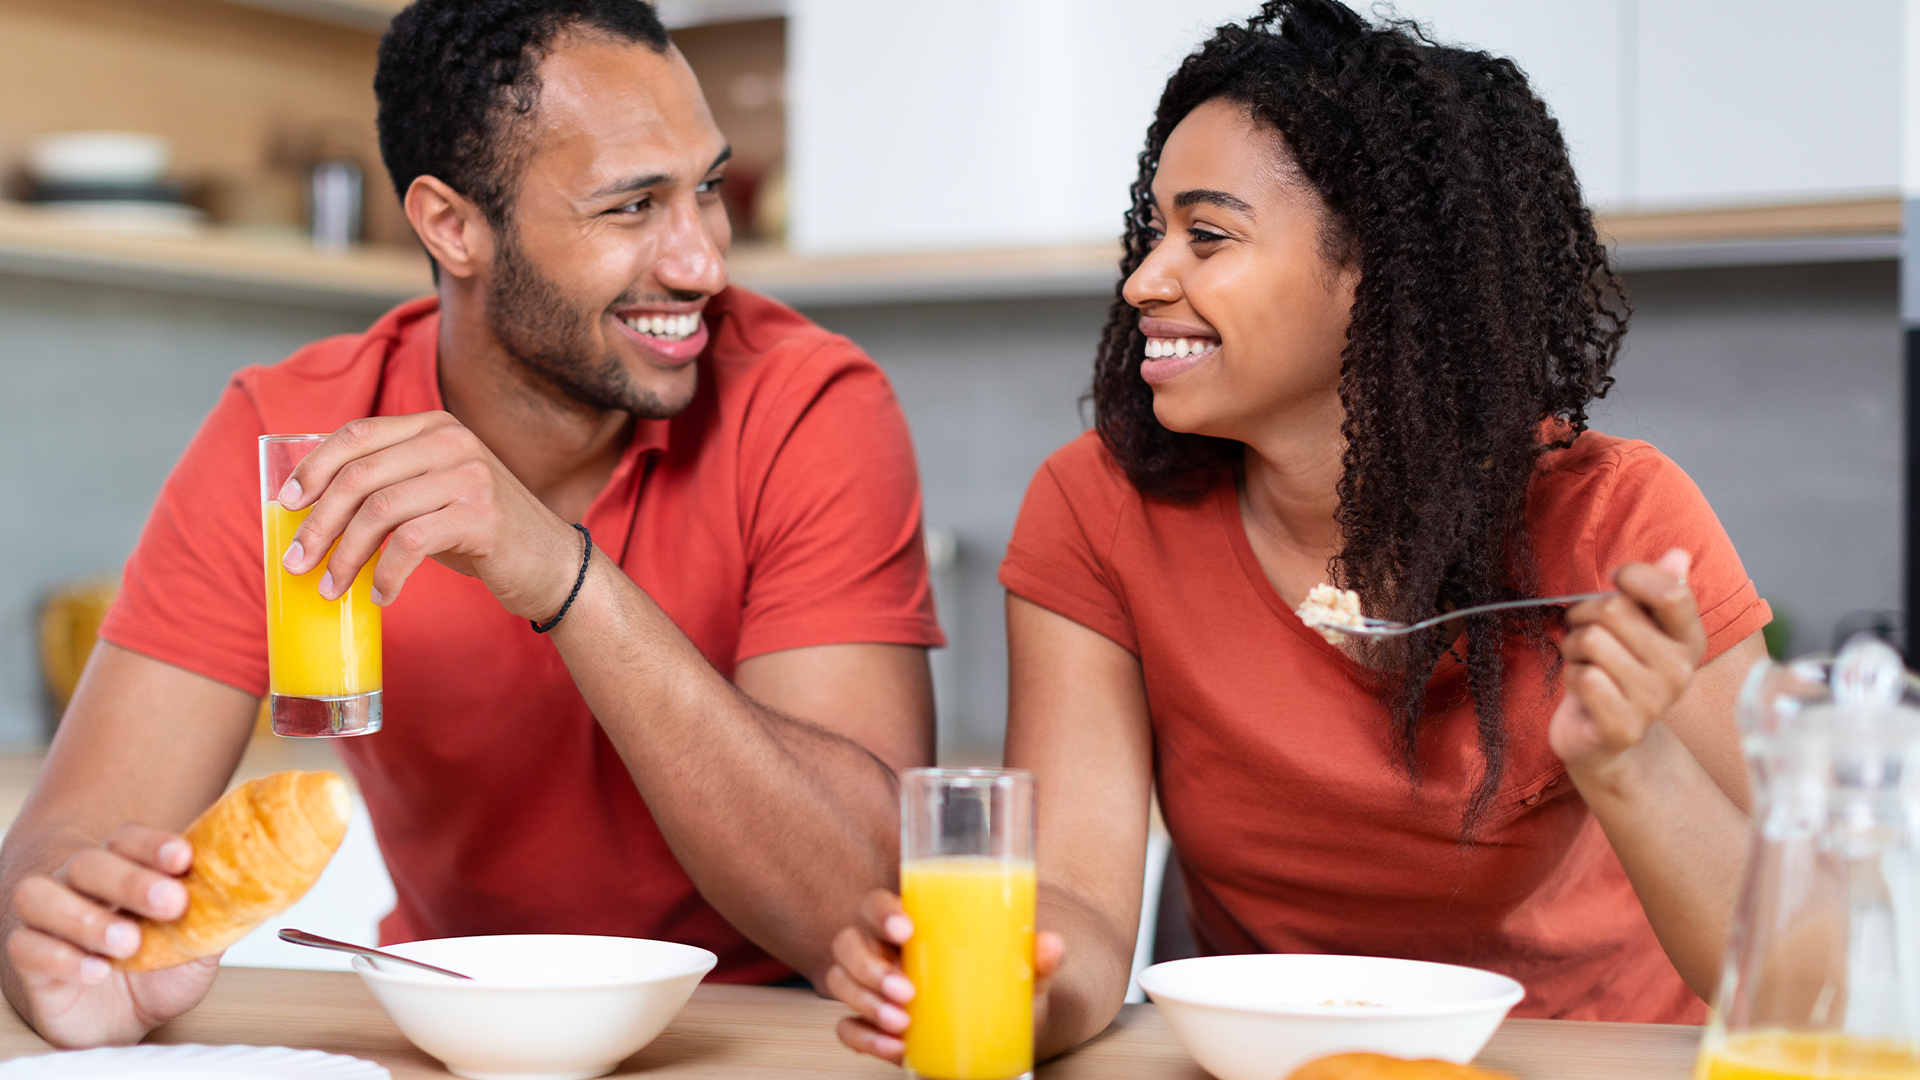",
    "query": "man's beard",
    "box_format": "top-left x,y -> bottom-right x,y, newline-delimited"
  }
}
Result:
485,229 -> 680,418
